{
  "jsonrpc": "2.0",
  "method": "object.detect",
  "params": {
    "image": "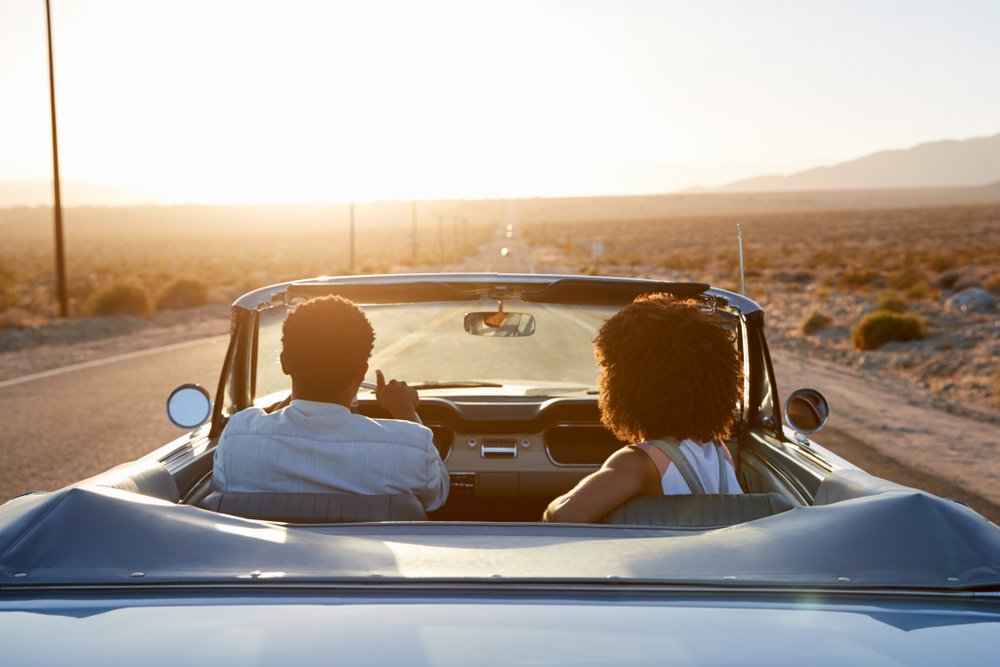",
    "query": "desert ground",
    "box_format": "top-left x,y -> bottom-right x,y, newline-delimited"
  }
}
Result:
1,190 -> 998,520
